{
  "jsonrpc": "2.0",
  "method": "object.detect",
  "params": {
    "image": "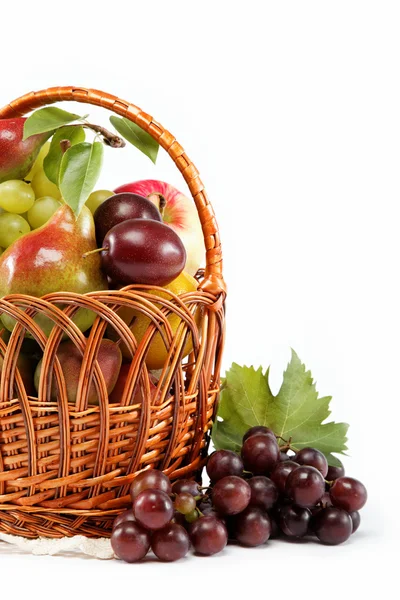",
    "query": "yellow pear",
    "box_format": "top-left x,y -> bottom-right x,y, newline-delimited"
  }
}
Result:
112,272 -> 201,369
